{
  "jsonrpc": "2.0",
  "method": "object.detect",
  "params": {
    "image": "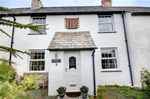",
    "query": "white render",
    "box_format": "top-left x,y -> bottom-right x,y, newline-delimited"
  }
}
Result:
0,12 -> 149,96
